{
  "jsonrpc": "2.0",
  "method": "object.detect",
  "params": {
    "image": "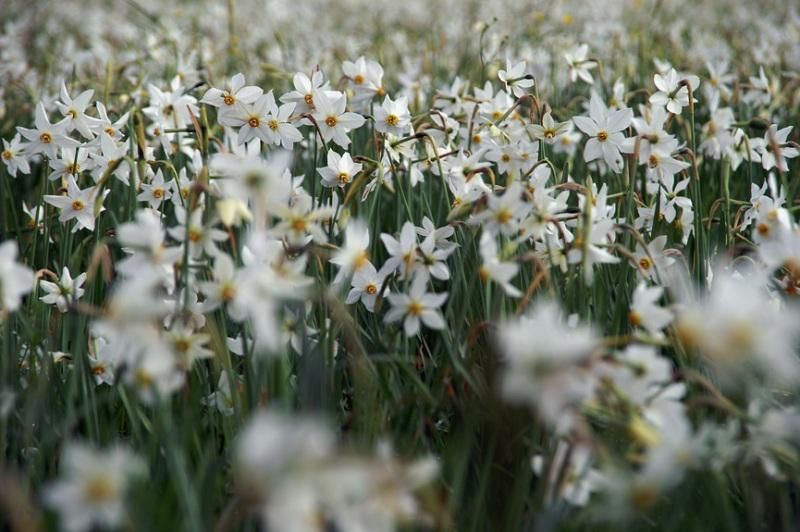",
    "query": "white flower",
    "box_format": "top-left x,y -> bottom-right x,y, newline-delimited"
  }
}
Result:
528,111 -> 570,144
628,282 -> 672,335
317,149 -> 363,189
89,133 -> 130,185
674,270 -> 800,391
564,44 -> 597,84
330,219 -> 371,284
43,443 -> 144,532
43,175 -> 106,232
385,273 -> 447,337
201,72 -> 263,121
311,91 -> 366,148
756,124 -> 798,173
56,81 -> 100,139
478,231 -> 521,297
632,235 -> 674,283
572,91 -> 632,173
137,169 -> 172,208
379,221 -> 418,279
143,76 -> 198,130
17,102 -> 80,160
346,261 -> 384,312
498,59 -> 534,97
1,133 -> 31,177
0,240 -> 34,314
649,68 -> 700,115
374,95 -> 411,136
497,300 -> 598,432
279,70 -> 335,115
39,266 -> 86,313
